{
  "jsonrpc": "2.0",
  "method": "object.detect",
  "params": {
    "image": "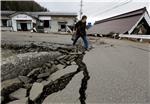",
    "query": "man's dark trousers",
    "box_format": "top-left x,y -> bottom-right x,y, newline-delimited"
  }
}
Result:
73,34 -> 88,49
